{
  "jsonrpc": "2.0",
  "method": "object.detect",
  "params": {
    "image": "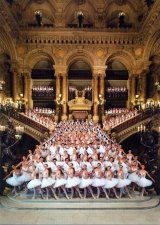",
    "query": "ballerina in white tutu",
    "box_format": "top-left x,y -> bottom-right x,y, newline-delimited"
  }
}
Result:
116,165 -> 132,198
79,164 -> 95,199
128,161 -> 140,192
4,165 -> 21,196
65,163 -> 82,199
137,165 -> 155,197
53,169 -> 69,199
41,164 -> 57,199
17,161 -> 31,192
103,166 -> 119,198
27,165 -> 43,199
92,163 -> 109,199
